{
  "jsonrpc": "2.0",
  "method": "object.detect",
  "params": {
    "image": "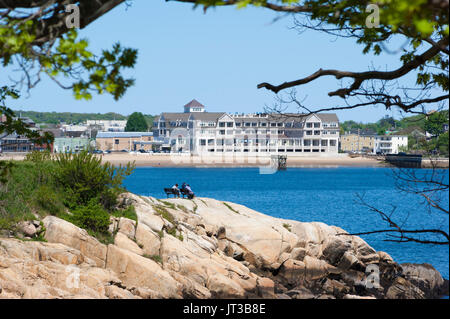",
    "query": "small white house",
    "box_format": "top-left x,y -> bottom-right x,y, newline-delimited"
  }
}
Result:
374,135 -> 408,154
